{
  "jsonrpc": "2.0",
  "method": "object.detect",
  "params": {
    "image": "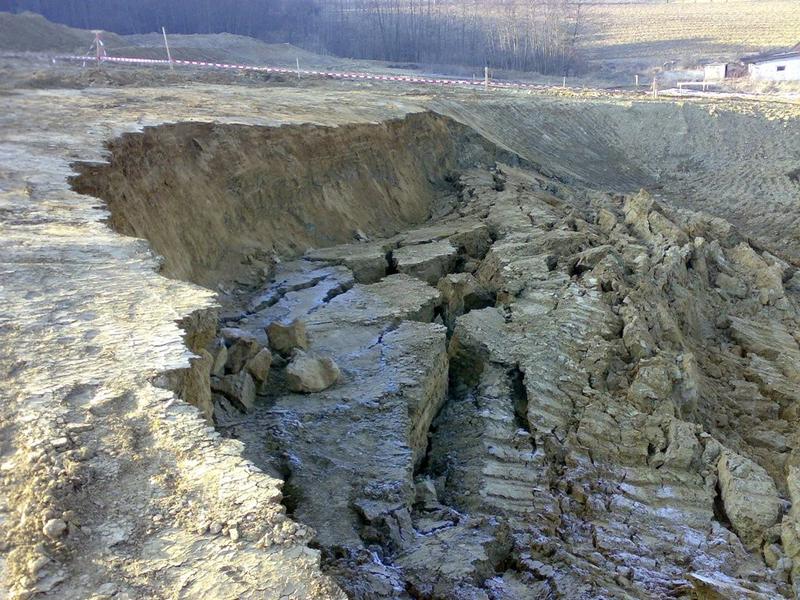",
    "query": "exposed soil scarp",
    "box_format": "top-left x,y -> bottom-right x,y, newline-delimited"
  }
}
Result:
70,113 -> 520,287
61,108 -> 800,599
